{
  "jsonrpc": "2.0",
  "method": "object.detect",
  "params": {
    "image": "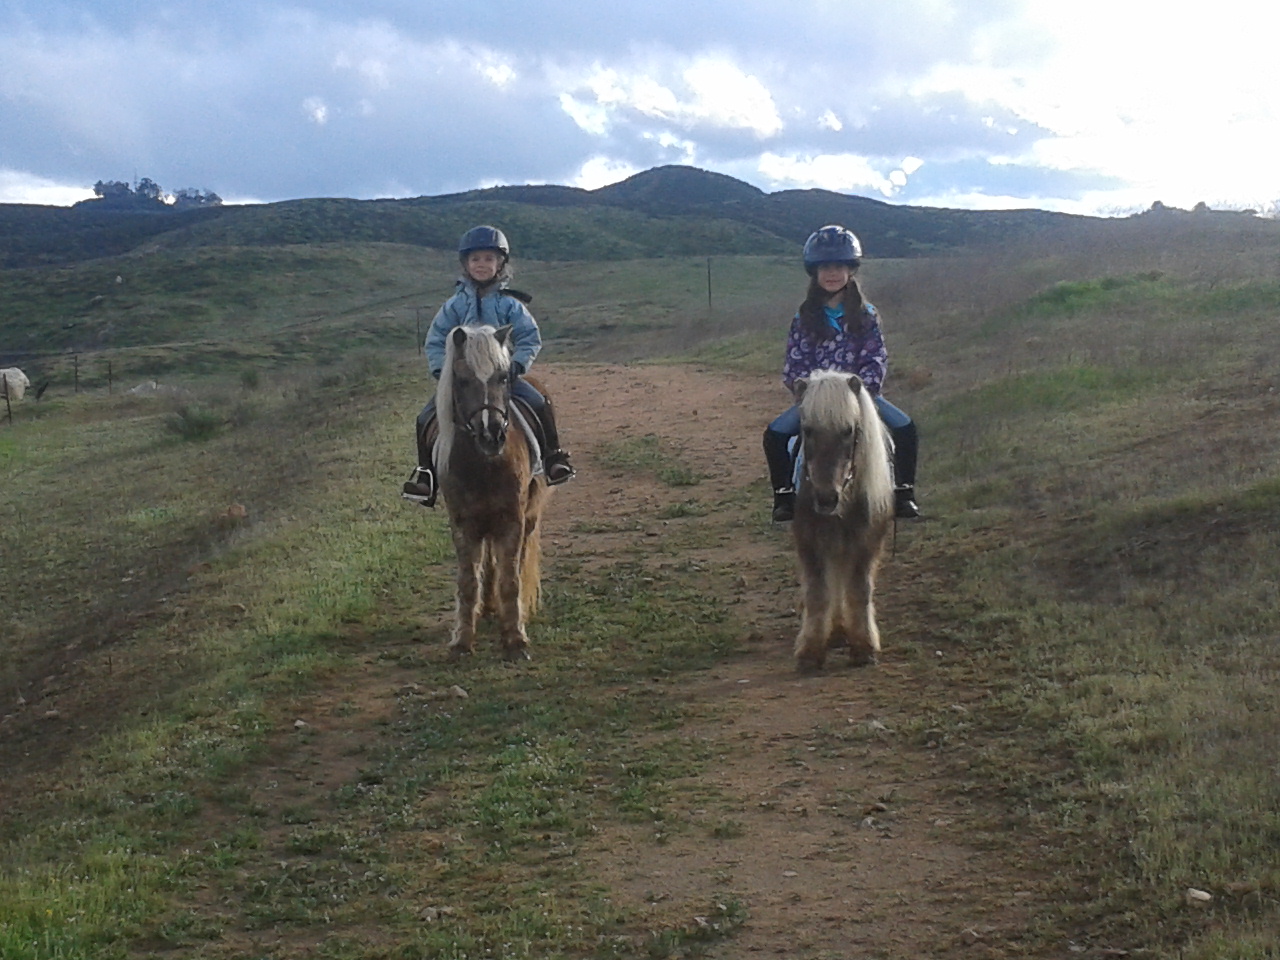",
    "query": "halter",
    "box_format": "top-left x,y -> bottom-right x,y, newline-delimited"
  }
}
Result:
802,423 -> 862,493
455,394 -> 511,442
